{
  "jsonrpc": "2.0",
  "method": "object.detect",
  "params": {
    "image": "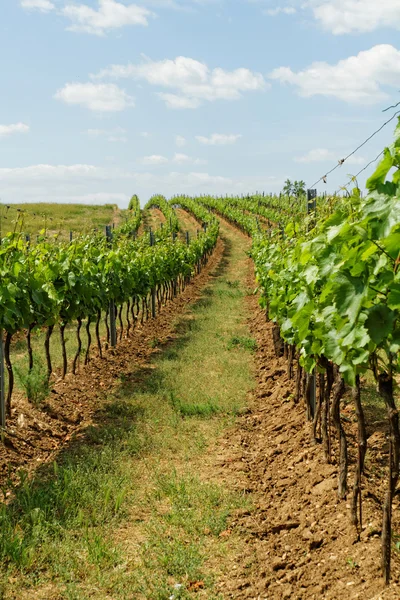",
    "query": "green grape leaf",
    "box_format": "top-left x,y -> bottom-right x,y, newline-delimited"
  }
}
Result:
333,272 -> 367,324
388,283 -> 400,310
366,148 -> 394,191
365,304 -> 395,344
